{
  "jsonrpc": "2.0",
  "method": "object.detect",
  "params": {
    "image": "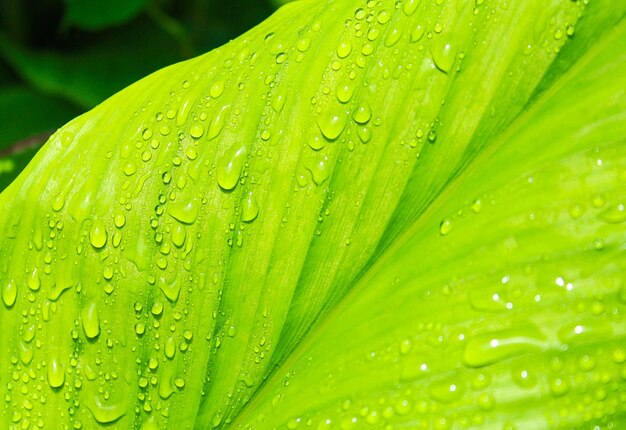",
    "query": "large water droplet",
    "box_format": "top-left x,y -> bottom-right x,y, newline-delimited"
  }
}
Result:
216,145 -> 247,191
47,357 -> 65,388
428,377 -> 465,404
210,80 -> 225,98
81,302 -> 100,340
336,82 -> 355,103
190,124 -> 205,139
463,325 -> 545,367
337,40 -> 353,58
208,104 -> 231,140
317,109 -> 349,140
168,200 -> 199,225
2,279 -> 17,307
403,0 -> 421,16
27,268 -> 41,291
432,42 -> 456,73
307,158 -> 330,185
557,320 -> 612,346
241,192 -> 259,222
172,224 -> 186,248
90,220 -> 108,249
352,102 -> 372,124
159,278 -> 181,303
88,396 -> 126,424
